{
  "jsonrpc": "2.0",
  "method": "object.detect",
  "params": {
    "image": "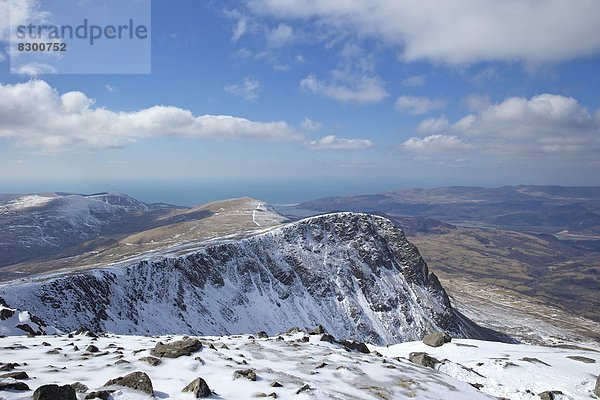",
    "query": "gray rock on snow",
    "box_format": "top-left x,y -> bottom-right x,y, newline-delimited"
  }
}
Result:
422,332 -> 451,347
104,371 -> 154,395
33,384 -> 77,400
151,338 -> 202,358
409,352 -> 440,368
233,369 -> 257,381
182,377 -> 211,398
